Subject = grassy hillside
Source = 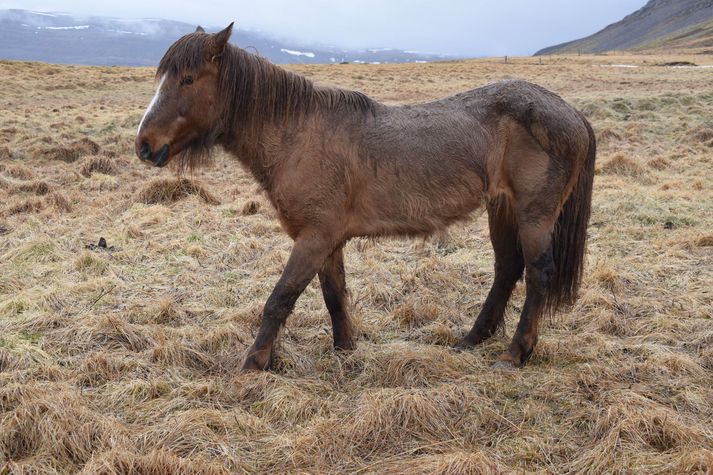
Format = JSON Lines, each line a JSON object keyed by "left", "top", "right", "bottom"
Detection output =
{"left": 537, "top": 0, "right": 713, "bottom": 55}
{"left": 643, "top": 18, "right": 713, "bottom": 53}
{"left": 1, "top": 55, "right": 712, "bottom": 473}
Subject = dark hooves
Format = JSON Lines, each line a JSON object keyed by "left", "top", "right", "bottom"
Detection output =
{"left": 241, "top": 348, "right": 272, "bottom": 372}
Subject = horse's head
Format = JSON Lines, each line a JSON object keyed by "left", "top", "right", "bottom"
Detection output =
{"left": 135, "top": 23, "right": 233, "bottom": 168}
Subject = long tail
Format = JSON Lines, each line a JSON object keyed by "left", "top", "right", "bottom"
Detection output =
{"left": 545, "top": 113, "right": 596, "bottom": 313}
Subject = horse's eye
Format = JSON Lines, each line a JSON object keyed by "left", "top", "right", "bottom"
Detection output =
{"left": 181, "top": 76, "right": 194, "bottom": 86}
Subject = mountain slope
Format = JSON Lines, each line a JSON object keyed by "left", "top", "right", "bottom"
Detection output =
{"left": 0, "top": 9, "right": 451, "bottom": 66}
{"left": 536, "top": 0, "right": 713, "bottom": 55}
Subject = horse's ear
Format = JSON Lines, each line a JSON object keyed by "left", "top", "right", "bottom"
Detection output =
{"left": 195, "top": 25, "right": 205, "bottom": 33}
{"left": 210, "top": 22, "right": 234, "bottom": 58}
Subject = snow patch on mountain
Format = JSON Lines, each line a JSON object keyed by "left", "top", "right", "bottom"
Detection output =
{"left": 38, "top": 25, "right": 89, "bottom": 30}
{"left": 280, "top": 48, "right": 315, "bottom": 58}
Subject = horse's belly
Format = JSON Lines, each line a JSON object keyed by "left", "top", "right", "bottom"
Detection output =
{"left": 348, "top": 170, "right": 486, "bottom": 238}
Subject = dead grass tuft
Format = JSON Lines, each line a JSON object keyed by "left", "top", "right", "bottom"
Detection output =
{"left": 686, "top": 126, "right": 713, "bottom": 146}
{"left": 378, "top": 451, "right": 504, "bottom": 475}
{"left": 49, "top": 314, "right": 153, "bottom": 353}
{"left": 344, "top": 344, "right": 467, "bottom": 388}
{"left": 80, "top": 155, "right": 117, "bottom": 177}
{"left": 74, "top": 252, "right": 108, "bottom": 274}
{"left": 597, "top": 127, "right": 622, "bottom": 143}
{"left": 647, "top": 155, "right": 670, "bottom": 170}
{"left": 233, "top": 372, "right": 331, "bottom": 425}
{"left": 43, "top": 137, "right": 101, "bottom": 163}
{"left": 137, "top": 177, "right": 220, "bottom": 205}
{"left": 152, "top": 297, "right": 182, "bottom": 325}
{"left": 79, "top": 448, "right": 227, "bottom": 475}
{"left": 45, "top": 192, "right": 72, "bottom": 212}
{"left": 599, "top": 152, "right": 646, "bottom": 177}
{"left": 136, "top": 408, "right": 261, "bottom": 460}
{"left": 241, "top": 199, "right": 261, "bottom": 215}
{"left": 150, "top": 338, "right": 214, "bottom": 372}
{"left": 0, "top": 392, "right": 128, "bottom": 470}
{"left": 4, "top": 197, "right": 44, "bottom": 215}
{"left": 393, "top": 300, "right": 440, "bottom": 327}
{"left": 16, "top": 180, "right": 51, "bottom": 195}
{"left": 695, "top": 234, "right": 713, "bottom": 247}
{"left": 76, "top": 351, "right": 139, "bottom": 387}
{"left": 303, "top": 385, "right": 486, "bottom": 461}
{"left": 0, "top": 163, "right": 33, "bottom": 180}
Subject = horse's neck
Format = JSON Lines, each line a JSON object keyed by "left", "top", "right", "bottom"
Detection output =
{"left": 221, "top": 115, "right": 305, "bottom": 192}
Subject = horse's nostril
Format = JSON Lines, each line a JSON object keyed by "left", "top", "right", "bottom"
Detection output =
{"left": 139, "top": 142, "right": 152, "bottom": 160}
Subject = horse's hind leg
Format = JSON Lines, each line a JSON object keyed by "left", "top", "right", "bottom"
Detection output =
{"left": 495, "top": 220, "right": 555, "bottom": 368}
{"left": 318, "top": 246, "right": 356, "bottom": 350}
{"left": 457, "top": 198, "right": 523, "bottom": 348}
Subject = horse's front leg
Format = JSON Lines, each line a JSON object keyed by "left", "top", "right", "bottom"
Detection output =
{"left": 242, "top": 233, "right": 335, "bottom": 371}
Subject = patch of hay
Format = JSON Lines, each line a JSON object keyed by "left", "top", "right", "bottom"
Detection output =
{"left": 686, "top": 126, "right": 713, "bottom": 146}
{"left": 79, "top": 448, "right": 228, "bottom": 475}
{"left": 695, "top": 234, "right": 713, "bottom": 247}
{"left": 241, "top": 200, "right": 261, "bottom": 215}
{"left": 151, "top": 297, "right": 182, "bottom": 325}
{"left": 74, "top": 252, "right": 108, "bottom": 274}
{"left": 377, "top": 451, "right": 504, "bottom": 475}
{"left": 0, "top": 163, "right": 33, "bottom": 180}
{"left": 46, "top": 192, "right": 72, "bottom": 213}
{"left": 75, "top": 351, "right": 140, "bottom": 387}
{"left": 137, "top": 177, "right": 220, "bottom": 205}
{"left": 81, "top": 173, "right": 119, "bottom": 192}
{"left": 413, "top": 322, "right": 460, "bottom": 346}
{"left": 599, "top": 152, "right": 646, "bottom": 177}
{"left": 136, "top": 408, "right": 262, "bottom": 461}
{"left": 48, "top": 314, "right": 152, "bottom": 353}
{"left": 344, "top": 344, "right": 467, "bottom": 388}
{"left": 150, "top": 339, "right": 215, "bottom": 372}
{"left": 597, "top": 127, "right": 622, "bottom": 144}
{"left": 393, "top": 300, "right": 440, "bottom": 328}
{"left": 16, "top": 180, "right": 51, "bottom": 195}
{"left": 647, "top": 156, "right": 670, "bottom": 170}
{"left": 0, "top": 392, "right": 128, "bottom": 470}
{"left": 567, "top": 394, "right": 703, "bottom": 472}
{"left": 4, "top": 197, "right": 44, "bottom": 215}
{"left": 233, "top": 372, "right": 332, "bottom": 425}
{"left": 43, "top": 137, "right": 101, "bottom": 163}
{"left": 301, "top": 385, "right": 488, "bottom": 462}
{"left": 80, "top": 155, "right": 117, "bottom": 177}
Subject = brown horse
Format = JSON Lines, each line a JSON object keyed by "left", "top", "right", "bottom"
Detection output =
{"left": 135, "top": 24, "right": 596, "bottom": 371}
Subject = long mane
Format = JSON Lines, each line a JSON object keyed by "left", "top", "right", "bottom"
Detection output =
{"left": 156, "top": 32, "right": 376, "bottom": 170}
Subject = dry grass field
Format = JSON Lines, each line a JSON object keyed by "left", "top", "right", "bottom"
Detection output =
{"left": 1, "top": 53, "right": 712, "bottom": 474}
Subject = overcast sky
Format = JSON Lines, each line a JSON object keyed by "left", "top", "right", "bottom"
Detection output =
{"left": 0, "top": 1, "right": 648, "bottom": 56}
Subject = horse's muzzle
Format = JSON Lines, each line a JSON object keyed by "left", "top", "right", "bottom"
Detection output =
{"left": 137, "top": 142, "right": 170, "bottom": 167}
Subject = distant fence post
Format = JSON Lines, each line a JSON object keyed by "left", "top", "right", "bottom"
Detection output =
{"left": 504, "top": 55, "right": 508, "bottom": 64}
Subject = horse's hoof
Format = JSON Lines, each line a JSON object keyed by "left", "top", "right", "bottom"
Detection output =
{"left": 241, "top": 347, "right": 271, "bottom": 372}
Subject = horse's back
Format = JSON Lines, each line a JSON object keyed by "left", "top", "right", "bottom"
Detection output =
{"left": 464, "top": 79, "right": 590, "bottom": 161}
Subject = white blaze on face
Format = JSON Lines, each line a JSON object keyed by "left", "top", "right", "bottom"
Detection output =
{"left": 137, "top": 75, "right": 166, "bottom": 134}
